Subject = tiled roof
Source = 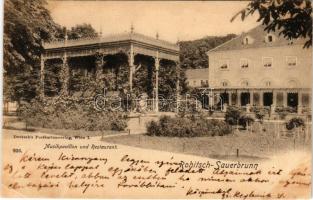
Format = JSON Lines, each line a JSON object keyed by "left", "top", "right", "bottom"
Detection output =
{"left": 208, "top": 24, "right": 307, "bottom": 53}
{"left": 185, "top": 68, "right": 209, "bottom": 79}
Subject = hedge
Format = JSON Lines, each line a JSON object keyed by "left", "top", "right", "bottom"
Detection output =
{"left": 146, "top": 115, "right": 232, "bottom": 137}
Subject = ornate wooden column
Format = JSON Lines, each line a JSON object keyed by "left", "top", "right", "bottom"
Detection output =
{"left": 95, "top": 53, "right": 104, "bottom": 83}
{"left": 40, "top": 55, "right": 45, "bottom": 98}
{"left": 175, "top": 61, "right": 180, "bottom": 103}
{"left": 60, "top": 53, "right": 70, "bottom": 96}
{"left": 154, "top": 51, "right": 160, "bottom": 112}
{"left": 59, "top": 34, "right": 70, "bottom": 96}
{"left": 128, "top": 44, "right": 134, "bottom": 92}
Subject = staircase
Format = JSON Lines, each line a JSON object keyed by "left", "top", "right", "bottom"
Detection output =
{"left": 127, "top": 112, "right": 162, "bottom": 134}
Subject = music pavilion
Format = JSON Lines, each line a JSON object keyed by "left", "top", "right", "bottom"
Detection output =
{"left": 40, "top": 27, "right": 180, "bottom": 111}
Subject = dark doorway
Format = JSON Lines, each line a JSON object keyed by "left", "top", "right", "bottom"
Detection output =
{"left": 287, "top": 93, "right": 298, "bottom": 107}
{"left": 263, "top": 92, "right": 273, "bottom": 106}
{"left": 220, "top": 92, "right": 229, "bottom": 105}
{"left": 241, "top": 92, "right": 250, "bottom": 106}
{"left": 201, "top": 94, "right": 209, "bottom": 109}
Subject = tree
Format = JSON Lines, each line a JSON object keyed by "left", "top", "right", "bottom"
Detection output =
{"left": 232, "top": 0, "right": 312, "bottom": 48}
{"left": 67, "top": 23, "right": 98, "bottom": 40}
{"left": 179, "top": 34, "right": 237, "bottom": 69}
{"left": 4, "top": 0, "right": 100, "bottom": 101}
{"left": 4, "top": 0, "right": 62, "bottom": 102}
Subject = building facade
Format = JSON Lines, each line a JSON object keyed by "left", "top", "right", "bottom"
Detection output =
{"left": 186, "top": 68, "right": 209, "bottom": 88}
{"left": 207, "top": 25, "right": 312, "bottom": 114}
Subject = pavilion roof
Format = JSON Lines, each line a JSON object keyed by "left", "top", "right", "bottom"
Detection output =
{"left": 43, "top": 32, "right": 179, "bottom": 52}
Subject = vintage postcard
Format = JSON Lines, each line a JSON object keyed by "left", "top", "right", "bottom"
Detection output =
{"left": 2, "top": 0, "right": 312, "bottom": 199}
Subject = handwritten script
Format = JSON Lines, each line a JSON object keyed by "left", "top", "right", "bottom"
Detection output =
{"left": 2, "top": 135, "right": 311, "bottom": 198}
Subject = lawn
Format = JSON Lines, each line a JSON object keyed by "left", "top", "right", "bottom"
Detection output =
{"left": 103, "top": 125, "right": 311, "bottom": 160}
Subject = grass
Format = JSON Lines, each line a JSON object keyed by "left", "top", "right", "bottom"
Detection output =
{"left": 4, "top": 115, "right": 311, "bottom": 160}
{"left": 103, "top": 122, "right": 311, "bottom": 160}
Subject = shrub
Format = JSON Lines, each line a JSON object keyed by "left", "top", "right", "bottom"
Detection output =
{"left": 275, "top": 107, "right": 297, "bottom": 119}
{"left": 225, "top": 106, "right": 241, "bottom": 125}
{"left": 251, "top": 107, "right": 268, "bottom": 122}
{"left": 239, "top": 115, "right": 255, "bottom": 130}
{"left": 146, "top": 115, "right": 231, "bottom": 137}
{"left": 286, "top": 117, "right": 305, "bottom": 130}
{"left": 17, "top": 97, "right": 128, "bottom": 131}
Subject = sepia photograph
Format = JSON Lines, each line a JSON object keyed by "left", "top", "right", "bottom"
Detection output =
{"left": 2, "top": 0, "right": 312, "bottom": 198}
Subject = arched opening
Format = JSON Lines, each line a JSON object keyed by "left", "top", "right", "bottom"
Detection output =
{"left": 241, "top": 92, "right": 250, "bottom": 106}
{"left": 240, "top": 80, "right": 249, "bottom": 87}
{"left": 287, "top": 80, "right": 298, "bottom": 88}
{"left": 263, "top": 92, "right": 273, "bottom": 106}
{"left": 221, "top": 81, "right": 229, "bottom": 87}
{"left": 201, "top": 94, "right": 209, "bottom": 110}
{"left": 220, "top": 92, "right": 229, "bottom": 105}
{"left": 287, "top": 93, "right": 298, "bottom": 108}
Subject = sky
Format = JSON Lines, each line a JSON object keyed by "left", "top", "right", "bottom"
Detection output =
{"left": 47, "top": 1, "right": 260, "bottom": 42}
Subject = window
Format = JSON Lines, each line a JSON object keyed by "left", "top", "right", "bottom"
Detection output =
{"left": 240, "top": 58, "right": 249, "bottom": 69}
{"left": 219, "top": 59, "right": 229, "bottom": 70}
{"left": 268, "top": 35, "right": 273, "bottom": 42}
{"left": 265, "top": 81, "right": 271, "bottom": 87}
{"left": 222, "top": 81, "right": 228, "bottom": 87}
{"left": 242, "top": 36, "right": 254, "bottom": 45}
{"left": 201, "top": 80, "right": 208, "bottom": 87}
{"left": 220, "top": 64, "right": 228, "bottom": 69}
{"left": 287, "top": 79, "right": 298, "bottom": 88}
{"left": 241, "top": 80, "right": 249, "bottom": 87}
{"left": 265, "top": 34, "right": 275, "bottom": 43}
{"left": 193, "top": 80, "right": 196, "bottom": 85}
{"left": 286, "top": 56, "right": 297, "bottom": 67}
{"left": 263, "top": 57, "right": 273, "bottom": 68}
